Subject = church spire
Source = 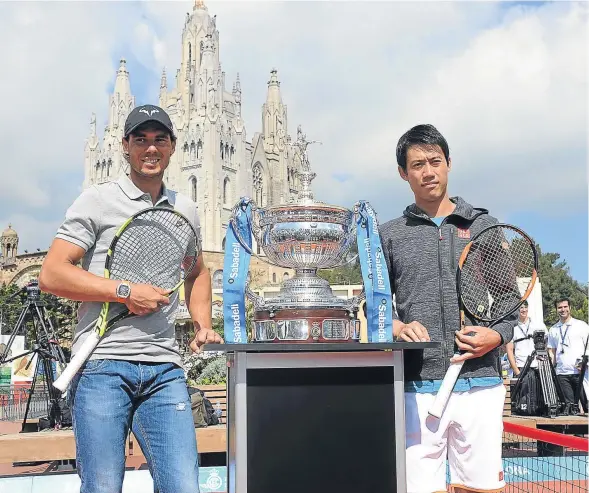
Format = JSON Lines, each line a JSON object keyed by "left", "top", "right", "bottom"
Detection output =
{"left": 159, "top": 68, "right": 168, "bottom": 108}
{"left": 113, "top": 59, "right": 131, "bottom": 102}
{"left": 90, "top": 113, "right": 97, "bottom": 138}
{"left": 161, "top": 67, "right": 167, "bottom": 89}
{"left": 266, "top": 68, "right": 282, "bottom": 105}
{"left": 108, "top": 58, "right": 135, "bottom": 132}
{"left": 263, "top": 68, "right": 287, "bottom": 151}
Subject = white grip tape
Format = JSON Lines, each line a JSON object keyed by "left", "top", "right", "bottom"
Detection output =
{"left": 428, "top": 358, "right": 464, "bottom": 419}
{"left": 53, "top": 332, "right": 101, "bottom": 392}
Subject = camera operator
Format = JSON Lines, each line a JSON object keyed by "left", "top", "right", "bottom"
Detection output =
{"left": 547, "top": 298, "right": 589, "bottom": 408}
{"left": 506, "top": 301, "right": 546, "bottom": 376}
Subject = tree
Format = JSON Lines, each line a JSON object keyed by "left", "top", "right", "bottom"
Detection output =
{"left": 0, "top": 283, "right": 77, "bottom": 349}
{"left": 537, "top": 245, "right": 588, "bottom": 326}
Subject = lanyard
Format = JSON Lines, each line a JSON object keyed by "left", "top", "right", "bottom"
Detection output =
{"left": 559, "top": 323, "right": 570, "bottom": 353}
{"left": 519, "top": 319, "right": 531, "bottom": 338}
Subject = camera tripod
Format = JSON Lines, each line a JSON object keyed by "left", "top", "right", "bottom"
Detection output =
{"left": 573, "top": 336, "right": 588, "bottom": 413}
{"left": 0, "top": 282, "right": 67, "bottom": 431}
{"left": 512, "top": 331, "right": 568, "bottom": 417}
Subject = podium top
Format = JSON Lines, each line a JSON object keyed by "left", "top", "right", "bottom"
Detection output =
{"left": 202, "top": 342, "right": 439, "bottom": 353}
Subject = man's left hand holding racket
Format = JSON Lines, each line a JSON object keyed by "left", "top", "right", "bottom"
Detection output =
{"left": 41, "top": 206, "right": 222, "bottom": 393}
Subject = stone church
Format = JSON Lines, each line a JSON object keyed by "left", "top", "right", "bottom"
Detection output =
{"left": 83, "top": 0, "right": 304, "bottom": 256}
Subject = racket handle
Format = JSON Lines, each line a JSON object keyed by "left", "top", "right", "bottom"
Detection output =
{"left": 428, "top": 357, "right": 465, "bottom": 419}
{"left": 53, "top": 332, "right": 101, "bottom": 392}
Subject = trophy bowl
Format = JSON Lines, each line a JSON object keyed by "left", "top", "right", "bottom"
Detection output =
{"left": 253, "top": 203, "right": 356, "bottom": 270}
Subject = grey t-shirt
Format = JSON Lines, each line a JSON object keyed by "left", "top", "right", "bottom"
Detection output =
{"left": 55, "top": 174, "right": 202, "bottom": 368}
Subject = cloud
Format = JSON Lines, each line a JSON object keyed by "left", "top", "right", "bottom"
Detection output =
{"left": 134, "top": 1, "right": 586, "bottom": 221}
{"left": 0, "top": 2, "right": 137, "bottom": 210}
{"left": 0, "top": 213, "right": 61, "bottom": 254}
{"left": 0, "top": 1, "right": 586, "bottom": 274}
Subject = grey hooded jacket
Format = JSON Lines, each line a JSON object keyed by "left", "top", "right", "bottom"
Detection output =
{"left": 379, "top": 196, "right": 516, "bottom": 382}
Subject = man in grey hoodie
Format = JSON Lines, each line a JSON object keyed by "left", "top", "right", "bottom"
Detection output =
{"left": 380, "top": 124, "right": 515, "bottom": 493}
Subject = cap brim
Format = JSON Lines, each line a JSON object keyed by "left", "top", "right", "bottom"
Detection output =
{"left": 124, "top": 120, "right": 175, "bottom": 138}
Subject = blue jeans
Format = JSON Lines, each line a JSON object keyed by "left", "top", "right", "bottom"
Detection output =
{"left": 69, "top": 359, "right": 199, "bottom": 493}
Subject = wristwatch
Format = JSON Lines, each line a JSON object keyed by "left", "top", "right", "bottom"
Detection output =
{"left": 116, "top": 281, "right": 131, "bottom": 301}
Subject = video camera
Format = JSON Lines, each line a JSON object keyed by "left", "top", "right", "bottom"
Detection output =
{"left": 24, "top": 279, "right": 41, "bottom": 301}
{"left": 533, "top": 330, "right": 547, "bottom": 351}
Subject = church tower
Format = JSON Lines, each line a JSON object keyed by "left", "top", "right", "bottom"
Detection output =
{"left": 158, "top": 0, "right": 249, "bottom": 252}
{"left": 83, "top": 59, "right": 135, "bottom": 188}
{"left": 82, "top": 0, "right": 305, "bottom": 254}
{"left": 250, "top": 69, "right": 301, "bottom": 209}
{"left": 0, "top": 225, "right": 18, "bottom": 265}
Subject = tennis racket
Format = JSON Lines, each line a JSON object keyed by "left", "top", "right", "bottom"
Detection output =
{"left": 53, "top": 206, "right": 200, "bottom": 392}
{"left": 428, "top": 223, "right": 538, "bottom": 419}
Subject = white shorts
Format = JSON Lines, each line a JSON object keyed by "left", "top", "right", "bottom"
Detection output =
{"left": 405, "top": 383, "right": 506, "bottom": 493}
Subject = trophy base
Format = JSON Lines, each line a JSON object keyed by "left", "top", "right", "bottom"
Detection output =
{"left": 252, "top": 309, "right": 361, "bottom": 343}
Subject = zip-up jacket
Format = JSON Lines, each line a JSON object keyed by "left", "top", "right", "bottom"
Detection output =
{"left": 379, "top": 196, "right": 516, "bottom": 382}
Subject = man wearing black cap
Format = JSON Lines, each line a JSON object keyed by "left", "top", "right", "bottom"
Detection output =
{"left": 39, "top": 104, "right": 221, "bottom": 493}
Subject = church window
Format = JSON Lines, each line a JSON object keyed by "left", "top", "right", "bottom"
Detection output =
{"left": 190, "top": 176, "right": 197, "bottom": 202}
{"left": 212, "top": 269, "right": 223, "bottom": 289}
{"left": 197, "top": 139, "right": 203, "bottom": 159}
{"left": 188, "top": 43, "right": 192, "bottom": 67}
{"left": 220, "top": 142, "right": 224, "bottom": 160}
{"left": 253, "top": 164, "right": 263, "bottom": 206}
{"left": 283, "top": 272, "right": 290, "bottom": 281}
{"left": 272, "top": 273, "right": 277, "bottom": 284}
{"left": 223, "top": 177, "right": 230, "bottom": 206}
{"left": 190, "top": 141, "right": 196, "bottom": 164}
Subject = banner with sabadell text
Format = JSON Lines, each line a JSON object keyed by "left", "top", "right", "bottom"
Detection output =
{"left": 222, "top": 198, "right": 252, "bottom": 344}
{"left": 355, "top": 201, "right": 394, "bottom": 343}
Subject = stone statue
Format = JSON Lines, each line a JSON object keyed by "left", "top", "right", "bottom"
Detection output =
{"left": 290, "top": 124, "right": 321, "bottom": 171}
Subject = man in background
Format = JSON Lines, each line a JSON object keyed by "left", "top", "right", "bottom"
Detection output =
{"left": 506, "top": 301, "right": 547, "bottom": 376}
{"left": 547, "top": 298, "right": 589, "bottom": 410}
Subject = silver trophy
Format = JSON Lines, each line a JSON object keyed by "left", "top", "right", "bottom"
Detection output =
{"left": 228, "top": 126, "right": 364, "bottom": 343}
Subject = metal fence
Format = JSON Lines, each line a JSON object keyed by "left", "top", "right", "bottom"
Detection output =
{"left": 0, "top": 385, "right": 49, "bottom": 421}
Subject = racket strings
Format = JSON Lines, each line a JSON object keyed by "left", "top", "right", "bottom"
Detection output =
{"left": 109, "top": 209, "right": 199, "bottom": 290}
{"left": 460, "top": 227, "right": 536, "bottom": 321}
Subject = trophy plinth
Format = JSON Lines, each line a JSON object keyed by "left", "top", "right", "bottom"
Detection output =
{"left": 251, "top": 268, "right": 361, "bottom": 344}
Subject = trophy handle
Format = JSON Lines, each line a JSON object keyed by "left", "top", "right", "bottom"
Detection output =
{"left": 346, "top": 287, "right": 366, "bottom": 311}
{"left": 228, "top": 200, "right": 274, "bottom": 266}
{"left": 246, "top": 283, "right": 266, "bottom": 311}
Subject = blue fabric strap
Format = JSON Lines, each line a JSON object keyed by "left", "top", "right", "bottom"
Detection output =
{"left": 355, "top": 201, "right": 394, "bottom": 342}
{"left": 222, "top": 198, "right": 252, "bottom": 343}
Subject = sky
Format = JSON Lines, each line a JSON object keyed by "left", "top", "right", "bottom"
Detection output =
{"left": 0, "top": 0, "right": 587, "bottom": 283}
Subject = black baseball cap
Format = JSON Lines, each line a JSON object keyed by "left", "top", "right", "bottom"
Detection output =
{"left": 124, "top": 104, "right": 176, "bottom": 139}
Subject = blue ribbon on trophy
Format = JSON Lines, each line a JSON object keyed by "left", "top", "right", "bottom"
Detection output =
{"left": 355, "top": 201, "right": 394, "bottom": 343}
{"left": 222, "top": 197, "right": 253, "bottom": 343}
